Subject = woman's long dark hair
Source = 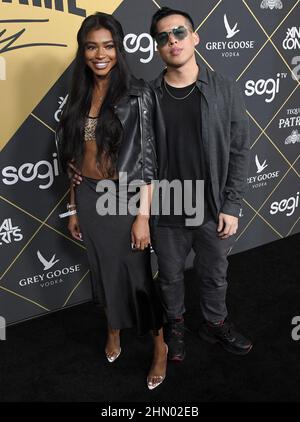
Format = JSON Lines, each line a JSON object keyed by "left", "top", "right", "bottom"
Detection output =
{"left": 58, "top": 12, "right": 131, "bottom": 176}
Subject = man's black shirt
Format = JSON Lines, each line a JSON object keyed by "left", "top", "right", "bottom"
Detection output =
{"left": 158, "top": 81, "right": 212, "bottom": 227}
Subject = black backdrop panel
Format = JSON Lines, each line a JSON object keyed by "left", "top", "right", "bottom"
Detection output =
{"left": 0, "top": 0, "right": 299, "bottom": 325}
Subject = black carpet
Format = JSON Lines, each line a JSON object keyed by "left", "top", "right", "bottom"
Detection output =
{"left": 1, "top": 234, "right": 299, "bottom": 402}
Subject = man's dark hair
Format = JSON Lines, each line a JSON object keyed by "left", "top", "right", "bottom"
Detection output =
{"left": 150, "top": 7, "right": 195, "bottom": 38}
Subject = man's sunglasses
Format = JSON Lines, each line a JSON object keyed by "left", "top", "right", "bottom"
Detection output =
{"left": 155, "top": 26, "right": 189, "bottom": 47}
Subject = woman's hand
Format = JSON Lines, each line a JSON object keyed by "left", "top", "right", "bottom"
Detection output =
{"left": 131, "top": 215, "right": 150, "bottom": 250}
{"left": 68, "top": 214, "right": 82, "bottom": 241}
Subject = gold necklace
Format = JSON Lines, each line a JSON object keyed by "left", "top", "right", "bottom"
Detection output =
{"left": 163, "top": 78, "right": 196, "bottom": 100}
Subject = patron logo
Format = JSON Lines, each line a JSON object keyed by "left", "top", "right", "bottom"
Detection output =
{"left": 260, "top": 0, "right": 283, "bottom": 9}
{"left": 123, "top": 33, "right": 157, "bottom": 63}
{"left": 279, "top": 108, "right": 300, "bottom": 128}
{"left": 19, "top": 250, "right": 81, "bottom": 288}
{"left": 283, "top": 27, "right": 300, "bottom": 50}
{"left": 245, "top": 73, "right": 287, "bottom": 103}
{"left": 0, "top": 218, "right": 23, "bottom": 245}
{"left": 285, "top": 129, "right": 300, "bottom": 144}
{"left": 54, "top": 94, "right": 68, "bottom": 122}
{"left": 247, "top": 155, "right": 280, "bottom": 189}
{"left": 205, "top": 14, "right": 255, "bottom": 58}
{"left": 0, "top": 316, "right": 6, "bottom": 341}
{"left": 270, "top": 192, "right": 299, "bottom": 217}
{"left": 1, "top": 153, "right": 60, "bottom": 190}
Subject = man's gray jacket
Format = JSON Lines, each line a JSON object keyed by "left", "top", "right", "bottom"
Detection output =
{"left": 151, "top": 65, "right": 250, "bottom": 219}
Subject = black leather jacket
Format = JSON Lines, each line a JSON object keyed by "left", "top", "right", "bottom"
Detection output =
{"left": 55, "top": 76, "right": 167, "bottom": 185}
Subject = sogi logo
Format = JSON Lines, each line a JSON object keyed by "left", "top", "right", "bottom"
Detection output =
{"left": 123, "top": 33, "right": 157, "bottom": 63}
{"left": 270, "top": 192, "right": 299, "bottom": 217}
{"left": 1, "top": 153, "right": 60, "bottom": 190}
{"left": 244, "top": 73, "right": 287, "bottom": 103}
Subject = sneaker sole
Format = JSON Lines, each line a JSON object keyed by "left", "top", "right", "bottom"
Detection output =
{"left": 199, "top": 331, "right": 253, "bottom": 356}
{"left": 167, "top": 350, "right": 186, "bottom": 362}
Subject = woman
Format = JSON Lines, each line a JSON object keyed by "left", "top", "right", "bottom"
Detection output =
{"left": 56, "top": 12, "right": 167, "bottom": 390}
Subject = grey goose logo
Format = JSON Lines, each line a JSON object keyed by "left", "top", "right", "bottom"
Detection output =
{"left": 224, "top": 14, "right": 240, "bottom": 39}
{"left": 37, "top": 250, "right": 59, "bottom": 270}
{"left": 205, "top": 14, "right": 255, "bottom": 56}
{"left": 255, "top": 155, "right": 268, "bottom": 173}
{"left": 247, "top": 154, "right": 280, "bottom": 189}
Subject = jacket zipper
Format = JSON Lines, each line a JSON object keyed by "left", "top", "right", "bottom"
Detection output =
{"left": 138, "top": 96, "right": 144, "bottom": 180}
{"left": 148, "top": 138, "right": 157, "bottom": 162}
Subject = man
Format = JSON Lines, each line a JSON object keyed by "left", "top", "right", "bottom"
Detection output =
{"left": 148, "top": 7, "right": 252, "bottom": 361}
{"left": 70, "top": 6, "right": 253, "bottom": 362}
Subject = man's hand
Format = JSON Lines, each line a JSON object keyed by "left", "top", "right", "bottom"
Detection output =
{"left": 131, "top": 215, "right": 150, "bottom": 250}
{"left": 68, "top": 161, "right": 83, "bottom": 187}
{"left": 217, "top": 213, "right": 238, "bottom": 239}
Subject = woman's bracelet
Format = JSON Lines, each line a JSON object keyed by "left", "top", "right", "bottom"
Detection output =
{"left": 59, "top": 209, "right": 77, "bottom": 219}
{"left": 59, "top": 202, "right": 77, "bottom": 219}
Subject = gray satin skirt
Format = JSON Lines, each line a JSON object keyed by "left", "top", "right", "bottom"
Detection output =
{"left": 75, "top": 176, "right": 163, "bottom": 335}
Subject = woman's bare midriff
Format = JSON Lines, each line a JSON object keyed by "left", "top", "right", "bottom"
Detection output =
{"left": 80, "top": 140, "right": 117, "bottom": 180}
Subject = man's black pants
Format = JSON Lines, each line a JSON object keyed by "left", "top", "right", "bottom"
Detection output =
{"left": 152, "top": 219, "right": 236, "bottom": 323}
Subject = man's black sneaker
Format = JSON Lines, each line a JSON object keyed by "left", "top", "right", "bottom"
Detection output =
{"left": 164, "top": 318, "right": 186, "bottom": 362}
{"left": 198, "top": 319, "right": 253, "bottom": 356}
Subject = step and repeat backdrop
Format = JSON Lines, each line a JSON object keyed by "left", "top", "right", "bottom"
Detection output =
{"left": 0, "top": 0, "right": 299, "bottom": 325}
